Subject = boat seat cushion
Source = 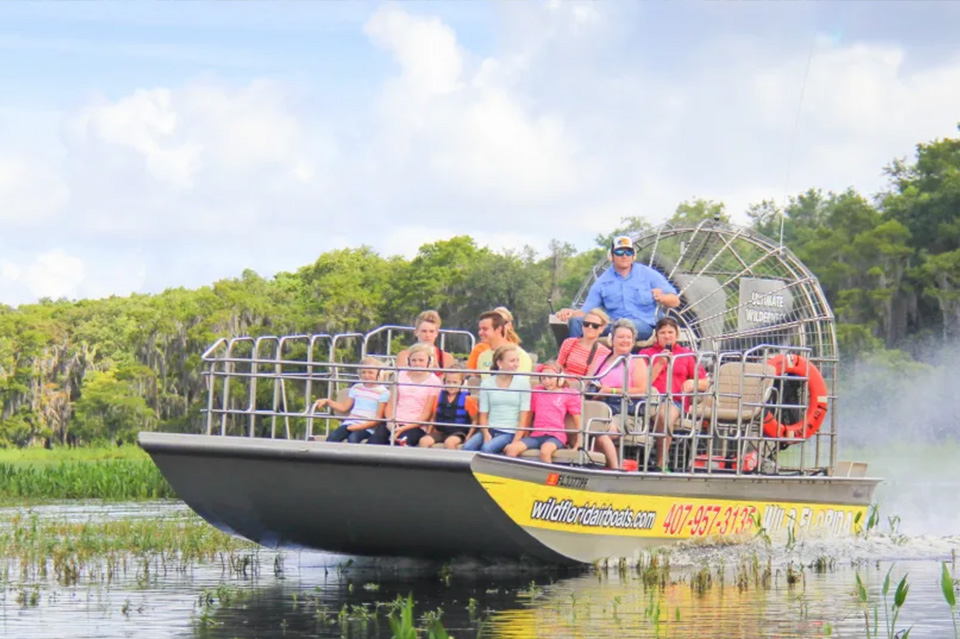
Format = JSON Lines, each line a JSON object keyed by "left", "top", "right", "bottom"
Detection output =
{"left": 333, "top": 388, "right": 352, "bottom": 417}
{"left": 520, "top": 448, "right": 605, "bottom": 465}
{"left": 692, "top": 362, "right": 774, "bottom": 423}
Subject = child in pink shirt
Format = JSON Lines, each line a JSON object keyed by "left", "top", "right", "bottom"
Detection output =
{"left": 504, "top": 361, "right": 581, "bottom": 463}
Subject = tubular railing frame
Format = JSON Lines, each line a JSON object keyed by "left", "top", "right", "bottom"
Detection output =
{"left": 201, "top": 333, "right": 833, "bottom": 476}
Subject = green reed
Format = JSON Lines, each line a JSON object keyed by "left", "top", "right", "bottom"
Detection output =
{"left": 853, "top": 566, "right": 913, "bottom": 639}
{"left": 0, "top": 458, "right": 174, "bottom": 501}
{"left": 942, "top": 562, "right": 959, "bottom": 639}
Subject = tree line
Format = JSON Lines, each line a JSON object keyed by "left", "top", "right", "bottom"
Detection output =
{"left": 1, "top": 128, "right": 957, "bottom": 447}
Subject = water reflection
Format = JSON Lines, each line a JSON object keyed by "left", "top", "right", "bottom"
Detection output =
{"left": 191, "top": 559, "right": 959, "bottom": 639}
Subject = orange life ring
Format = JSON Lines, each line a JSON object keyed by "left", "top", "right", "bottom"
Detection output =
{"left": 762, "top": 354, "right": 828, "bottom": 440}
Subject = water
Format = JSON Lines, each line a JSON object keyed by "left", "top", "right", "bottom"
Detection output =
{"left": 2, "top": 500, "right": 959, "bottom": 639}
{"left": 3, "top": 440, "right": 959, "bottom": 639}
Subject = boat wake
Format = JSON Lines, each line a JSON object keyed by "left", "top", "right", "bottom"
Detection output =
{"left": 648, "top": 532, "right": 960, "bottom": 568}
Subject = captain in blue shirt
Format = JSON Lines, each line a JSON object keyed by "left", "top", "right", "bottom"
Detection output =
{"left": 557, "top": 235, "right": 680, "bottom": 339}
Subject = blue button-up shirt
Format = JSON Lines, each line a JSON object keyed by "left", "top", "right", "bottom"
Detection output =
{"left": 580, "top": 263, "right": 677, "bottom": 324}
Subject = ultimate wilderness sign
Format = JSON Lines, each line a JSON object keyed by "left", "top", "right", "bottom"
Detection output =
{"left": 738, "top": 278, "right": 794, "bottom": 330}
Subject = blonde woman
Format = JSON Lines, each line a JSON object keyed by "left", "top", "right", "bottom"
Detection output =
{"left": 397, "top": 310, "right": 455, "bottom": 376}
{"left": 556, "top": 308, "right": 612, "bottom": 377}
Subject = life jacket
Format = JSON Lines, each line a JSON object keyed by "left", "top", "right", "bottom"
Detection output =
{"left": 436, "top": 388, "right": 470, "bottom": 425}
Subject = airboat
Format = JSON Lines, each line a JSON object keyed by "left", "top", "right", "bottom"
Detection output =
{"left": 139, "top": 221, "right": 880, "bottom": 564}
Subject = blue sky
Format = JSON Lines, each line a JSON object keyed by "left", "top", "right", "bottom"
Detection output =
{"left": 1, "top": 1, "right": 959, "bottom": 306}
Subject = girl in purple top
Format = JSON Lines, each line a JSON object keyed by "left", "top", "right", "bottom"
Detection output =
{"left": 504, "top": 361, "right": 581, "bottom": 464}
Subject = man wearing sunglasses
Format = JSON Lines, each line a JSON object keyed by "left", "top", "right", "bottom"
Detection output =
{"left": 557, "top": 235, "right": 679, "bottom": 340}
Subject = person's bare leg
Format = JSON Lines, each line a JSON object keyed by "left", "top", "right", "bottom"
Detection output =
{"left": 539, "top": 442, "right": 558, "bottom": 464}
{"left": 504, "top": 442, "right": 527, "bottom": 458}
{"left": 654, "top": 402, "right": 680, "bottom": 468}
{"left": 595, "top": 435, "right": 619, "bottom": 469}
{"left": 419, "top": 435, "right": 435, "bottom": 448}
{"left": 654, "top": 405, "right": 670, "bottom": 467}
{"left": 444, "top": 435, "right": 463, "bottom": 449}
{"left": 657, "top": 404, "right": 680, "bottom": 468}
{"left": 666, "top": 406, "right": 682, "bottom": 469}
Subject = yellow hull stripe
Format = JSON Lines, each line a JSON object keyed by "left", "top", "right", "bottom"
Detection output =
{"left": 474, "top": 472, "right": 866, "bottom": 540}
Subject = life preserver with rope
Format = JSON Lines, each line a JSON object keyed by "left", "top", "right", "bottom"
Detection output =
{"left": 762, "top": 353, "right": 828, "bottom": 440}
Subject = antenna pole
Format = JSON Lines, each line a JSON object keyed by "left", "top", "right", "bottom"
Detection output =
{"left": 781, "top": 39, "right": 817, "bottom": 248}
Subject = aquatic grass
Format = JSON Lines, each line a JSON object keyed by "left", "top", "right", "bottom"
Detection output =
{"left": 690, "top": 563, "right": 713, "bottom": 596}
{"left": 0, "top": 458, "right": 174, "bottom": 501}
{"left": 388, "top": 594, "right": 449, "bottom": 639}
{"left": 195, "top": 584, "right": 254, "bottom": 635}
{"left": 855, "top": 567, "right": 912, "bottom": 638}
{"left": 389, "top": 594, "right": 418, "bottom": 639}
{"left": 0, "top": 511, "right": 257, "bottom": 585}
{"left": 889, "top": 573, "right": 911, "bottom": 638}
{"left": 637, "top": 550, "right": 671, "bottom": 590}
{"left": 944, "top": 562, "right": 959, "bottom": 639}
{"left": 0, "top": 444, "right": 150, "bottom": 466}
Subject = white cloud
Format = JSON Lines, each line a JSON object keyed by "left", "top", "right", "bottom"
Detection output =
{"left": 61, "top": 80, "right": 331, "bottom": 235}
{"left": 3, "top": 4, "right": 960, "bottom": 306}
{"left": 365, "top": 7, "right": 463, "bottom": 100}
{"left": 747, "top": 39, "right": 960, "bottom": 189}
{"left": 69, "top": 88, "right": 203, "bottom": 190}
{"left": 0, "top": 250, "right": 86, "bottom": 301}
{"left": 362, "top": 6, "right": 581, "bottom": 208}
{"left": 0, "top": 261, "right": 21, "bottom": 281}
{"left": 0, "top": 156, "right": 69, "bottom": 224}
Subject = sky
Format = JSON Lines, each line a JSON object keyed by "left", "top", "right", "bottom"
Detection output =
{"left": 1, "top": 1, "right": 959, "bottom": 306}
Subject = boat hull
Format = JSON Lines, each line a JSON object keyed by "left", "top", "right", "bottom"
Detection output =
{"left": 140, "top": 433, "right": 880, "bottom": 565}
{"left": 470, "top": 455, "right": 880, "bottom": 563}
{"left": 138, "top": 432, "right": 575, "bottom": 563}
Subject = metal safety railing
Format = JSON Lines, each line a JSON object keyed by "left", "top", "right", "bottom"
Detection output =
{"left": 200, "top": 331, "right": 836, "bottom": 476}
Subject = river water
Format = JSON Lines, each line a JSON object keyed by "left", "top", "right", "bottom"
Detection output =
{"left": 2, "top": 499, "right": 959, "bottom": 639}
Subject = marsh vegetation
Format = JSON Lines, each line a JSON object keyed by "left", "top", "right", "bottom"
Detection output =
{"left": 0, "top": 446, "right": 173, "bottom": 502}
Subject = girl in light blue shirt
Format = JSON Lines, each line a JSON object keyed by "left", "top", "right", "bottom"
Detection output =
{"left": 463, "top": 344, "right": 531, "bottom": 454}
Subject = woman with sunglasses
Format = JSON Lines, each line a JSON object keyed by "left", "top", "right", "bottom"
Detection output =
{"left": 556, "top": 235, "right": 679, "bottom": 341}
{"left": 555, "top": 308, "right": 612, "bottom": 378}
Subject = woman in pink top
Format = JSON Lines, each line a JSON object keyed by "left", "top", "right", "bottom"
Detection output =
{"left": 388, "top": 343, "right": 442, "bottom": 446}
{"left": 593, "top": 319, "right": 650, "bottom": 414}
{"left": 590, "top": 318, "right": 650, "bottom": 469}
{"left": 504, "top": 361, "right": 581, "bottom": 464}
